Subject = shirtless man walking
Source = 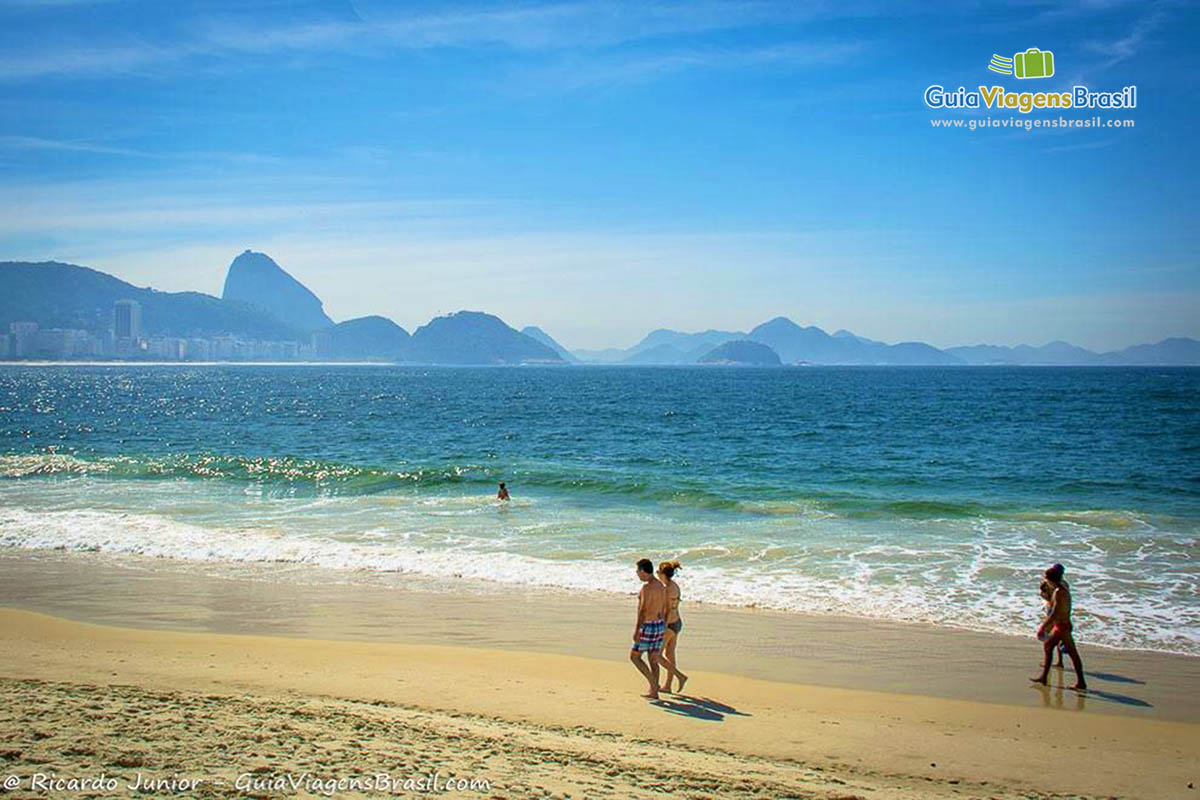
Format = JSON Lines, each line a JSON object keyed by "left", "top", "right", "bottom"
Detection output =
{"left": 1031, "top": 563, "right": 1087, "bottom": 692}
{"left": 629, "top": 558, "right": 668, "bottom": 699}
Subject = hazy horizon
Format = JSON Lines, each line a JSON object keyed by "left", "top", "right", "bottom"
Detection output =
{"left": 1, "top": 0, "right": 1196, "bottom": 351}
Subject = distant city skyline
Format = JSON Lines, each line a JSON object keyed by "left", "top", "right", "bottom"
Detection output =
{"left": 1, "top": 1, "right": 1196, "bottom": 351}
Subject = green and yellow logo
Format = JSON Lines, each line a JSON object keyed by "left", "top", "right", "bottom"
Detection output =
{"left": 924, "top": 44, "right": 1136, "bottom": 117}
{"left": 989, "top": 48, "right": 1055, "bottom": 79}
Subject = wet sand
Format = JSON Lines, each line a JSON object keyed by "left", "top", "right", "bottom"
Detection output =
{"left": 1, "top": 551, "right": 1196, "bottom": 721}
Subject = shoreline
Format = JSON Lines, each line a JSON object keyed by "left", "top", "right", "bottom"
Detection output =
{"left": 2, "top": 550, "right": 1197, "bottom": 722}
{"left": 2, "top": 492, "right": 1195, "bottom": 658}
{"left": 0, "top": 360, "right": 397, "bottom": 367}
{"left": 4, "top": 362, "right": 1200, "bottom": 368}
{"left": 1, "top": 607, "right": 1197, "bottom": 799}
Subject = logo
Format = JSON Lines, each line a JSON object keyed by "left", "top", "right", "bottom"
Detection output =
{"left": 988, "top": 54, "right": 1013, "bottom": 75}
{"left": 988, "top": 48, "right": 1054, "bottom": 79}
{"left": 924, "top": 45, "right": 1136, "bottom": 115}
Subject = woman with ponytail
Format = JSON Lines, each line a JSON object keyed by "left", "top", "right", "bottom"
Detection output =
{"left": 656, "top": 560, "right": 688, "bottom": 694}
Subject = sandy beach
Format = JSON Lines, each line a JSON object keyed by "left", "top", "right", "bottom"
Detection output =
{"left": 0, "top": 554, "right": 1197, "bottom": 798}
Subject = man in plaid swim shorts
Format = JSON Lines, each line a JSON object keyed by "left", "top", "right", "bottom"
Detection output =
{"left": 629, "top": 558, "right": 669, "bottom": 699}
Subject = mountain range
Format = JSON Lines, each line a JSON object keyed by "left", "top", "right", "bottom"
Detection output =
{"left": 0, "top": 255, "right": 562, "bottom": 365}
{"left": 0, "top": 260, "right": 301, "bottom": 341}
{"left": 943, "top": 339, "right": 1200, "bottom": 366}
{"left": 1, "top": 254, "right": 1197, "bottom": 366}
{"left": 557, "top": 320, "right": 1199, "bottom": 366}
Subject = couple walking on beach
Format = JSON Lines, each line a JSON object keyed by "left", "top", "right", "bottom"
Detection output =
{"left": 1032, "top": 562, "right": 1087, "bottom": 692}
{"left": 629, "top": 558, "right": 687, "bottom": 700}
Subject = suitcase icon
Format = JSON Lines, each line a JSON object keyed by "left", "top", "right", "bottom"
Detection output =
{"left": 1014, "top": 48, "right": 1054, "bottom": 79}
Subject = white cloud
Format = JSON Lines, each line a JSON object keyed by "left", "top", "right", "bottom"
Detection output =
{"left": 522, "top": 40, "right": 867, "bottom": 91}
{"left": 1082, "top": 3, "right": 1167, "bottom": 66}
{"left": 0, "top": 1, "right": 866, "bottom": 80}
{"left": 0, "top": 134, "right": 147, "bottom": 156}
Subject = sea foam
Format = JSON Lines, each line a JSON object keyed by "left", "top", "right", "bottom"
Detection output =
{"left": 2, "top": 501, "right": 1196, "bottom": 656}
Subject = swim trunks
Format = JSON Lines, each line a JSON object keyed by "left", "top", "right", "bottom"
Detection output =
{"left": 631, "top": 619, "right": 665, "bottom": 652}
{"left": 1051, "top": 620, "right": 1073, "bottom": 638}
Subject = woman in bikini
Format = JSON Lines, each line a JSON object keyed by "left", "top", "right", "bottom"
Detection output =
{"left": 1037, "top": 580, "right": 1066, "bottom": 668}
{"left": 657, "top": 560, "right": 689, "bottom": 694}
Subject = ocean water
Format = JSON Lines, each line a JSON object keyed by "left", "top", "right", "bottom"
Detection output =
{"left": 1, "top": 365, "right": 1197, "bottom": 655}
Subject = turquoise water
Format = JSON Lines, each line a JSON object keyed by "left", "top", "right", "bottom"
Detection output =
{"left": 1, "top": 365, "right": 1197, "bottom": 654}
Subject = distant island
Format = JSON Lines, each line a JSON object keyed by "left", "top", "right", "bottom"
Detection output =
{"left": 1, "top": 253, "right": 1197, "bottom": 366}
{"left": 697, "top": 340, "right": 782, "bottom": 366}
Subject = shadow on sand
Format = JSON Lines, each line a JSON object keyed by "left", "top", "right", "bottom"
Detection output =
{"left": 650, "top": 695, "right": 752, "bottom": 722}
{"left": 1085, "top": 688, "right": 1153, "bottom": 708}
{"left": 1087, "top": 671, "right": 1146, "bottom": 685}
{"left": 1033, "top": 683, "right": 1153, "bottom": 710}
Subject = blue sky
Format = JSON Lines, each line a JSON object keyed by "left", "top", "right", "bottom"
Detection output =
{"left": 0, "top": 0, "right": 1196, "bottom": 351}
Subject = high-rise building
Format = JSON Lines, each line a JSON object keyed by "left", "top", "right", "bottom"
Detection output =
{"left": 30, "top": 329, "right": 80, "bottom": 359}
{"left": 186, "top": 338, "right": 211, "bottom": 361}
{"left": 147, "top": 337, "right": 187, "bottom": 360}
{"left": 311, "top": 330, "right": 332, "bottom": 359}
{"left": 211, "top": 335, "right": 239, "bottom": 360}
{"left": 9, "top": 321, "right": 38, "bottom": 357}
{"left": 113, "top": 299, "right": 142, "bottom": 342}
